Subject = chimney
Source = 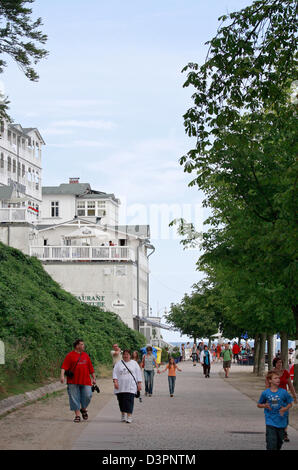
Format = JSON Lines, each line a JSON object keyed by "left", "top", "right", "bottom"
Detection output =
{"left": 69, "top": 177, "right": 80, "bottom": 184}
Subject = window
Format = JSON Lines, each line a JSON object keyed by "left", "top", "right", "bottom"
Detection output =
{"left": 22, "top": 164, "right": 25, "bottom": 178}
{"left": 0, "top": 153, "right": 4, "bottom": 169}
{"left": 12, "top": 159, "right": 16, "bottom": 173}
{"left": 0, "top": 121, "right": 4, "bottom": 134}
{"left": 77, "top": 200, "right": 86, "bottom": 216}
{"left": 51, "top": 201, "right": 59, "bottom": 217}
{"left": 7, "top": 156, "right": 11, "bottom": 172}
{"left": 87, "top": 200, "right": 96, "bottom": 216}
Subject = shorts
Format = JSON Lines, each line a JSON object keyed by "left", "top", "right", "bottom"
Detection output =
{"left": 223, "top": 360, "right": 231, "bottom": 368}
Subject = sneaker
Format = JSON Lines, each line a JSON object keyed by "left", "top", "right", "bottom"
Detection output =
{"left": 121, "top": 414, "right": 126, "bottom": 422}
{"left": 126, "top": 416, "right": 133, "bottom": 423}
{"left": 284, "top": 433, "right": 290, "bottom": 442}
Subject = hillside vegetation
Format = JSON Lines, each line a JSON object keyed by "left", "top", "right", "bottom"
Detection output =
{"left": 0, "top": 242, "right": 146, "bottom": 396}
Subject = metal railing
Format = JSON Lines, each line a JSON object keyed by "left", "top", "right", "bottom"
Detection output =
{"left": 29, "top": 245, "right": 134, "bottom": 261}
{"left": 0, "top": 208, "right": 38, "bottom": 223}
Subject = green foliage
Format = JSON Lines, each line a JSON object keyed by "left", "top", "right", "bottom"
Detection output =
{"left": 166, "top": 282, "right": 219, "bottom": 340}
{"left": 0, "top": 0, "right": 48, "bottom": 81}
{"left": 173, "top": 1, "right": 297, "bottom": 349}
{"left": 0, "top": 242, "right": 146, "bottom": 387}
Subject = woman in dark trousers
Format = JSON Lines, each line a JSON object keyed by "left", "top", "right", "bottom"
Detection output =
{"left": 113, "top": 349, "right": 142, "bottom": 423}
{"left": 200, "top": 345, "right": 212, "bottom": 377}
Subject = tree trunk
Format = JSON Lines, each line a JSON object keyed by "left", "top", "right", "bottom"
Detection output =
{"left": 253, "top": 334, "right": 260, "bottom": 375}
{"left": 267, "top": 334, "right": 274, "bottom": 371}
{"left": 257, "top": 333, "right": 266, "bottom": 376}
{"left": 280, "top": 331, "right": 288, "bottom": 369}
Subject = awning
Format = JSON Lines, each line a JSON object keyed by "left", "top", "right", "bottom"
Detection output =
{"left": 136, "top": 316, "right": 172, "bottom": 330}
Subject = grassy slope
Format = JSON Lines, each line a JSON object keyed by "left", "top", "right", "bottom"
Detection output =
{"left": 0, "top": 242, "right": 146, "bottom": 397}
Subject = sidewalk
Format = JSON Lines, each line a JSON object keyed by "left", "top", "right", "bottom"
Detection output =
{"left": 73, "top": 361, "right": 298, "bottom": 450}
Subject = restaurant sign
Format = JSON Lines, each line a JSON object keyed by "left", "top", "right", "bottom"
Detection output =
{"left": 76, "top": 294, "right": 105, "bottom": 308}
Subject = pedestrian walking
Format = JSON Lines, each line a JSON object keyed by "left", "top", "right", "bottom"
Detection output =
{"left": 158, "top": 356, "right": 182, "bottom": 396}
{"left": 232, "top": 342, "right": 240, "bottom": 364}
{"left": 200, "top": 345, "right": 212, "bottom": 377}
{"left": 181, "top": 343, "right": 186, "bottom": 361}
{"left": 265, "top": 357, "right": 297, "bottom": 442}
{"left": 216, "top": 343, "right": 222, "bottom": 362}
{"left": 221, "top": 343, "right": 233, "bottom": 377}
{"left": 258, "top": 370, "right": 293, "bottom": 450}
{"left": 131, "top": 350, "right": 141, "bottom": 366}
{"left": 140, "top": 346, "right": 159, "bottom": 396}
{"left": 113, "top": 349, "right": 142, "bottom": 423}
{"left": 61, "top": 339, "right": 97, "bottom": 423}
{"left": 191, "top": 343, "right": 198, "bottom": 366}
{"left": 111, "top": 343, "right": 122, "bottom": 367}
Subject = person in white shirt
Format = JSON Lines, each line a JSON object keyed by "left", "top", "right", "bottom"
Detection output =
{"left": 111, "top": 343, "right": 122, "bottom": 367}
{"left": 113, "top": 349, "right": 142, "bottom": 423}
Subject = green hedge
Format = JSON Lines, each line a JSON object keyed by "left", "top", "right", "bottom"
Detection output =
{"left": 0, "top": 242, "right": 146, "bottom": 387}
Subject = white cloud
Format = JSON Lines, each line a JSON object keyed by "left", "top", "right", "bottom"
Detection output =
{"left": 40, "top": 128, "right": 74, "bottom": 136}
{"left": 52, "top": 119, "right": 116, "bottom": 130}
{"left": 47, "top": 139, "right": 113, "bottom": 148}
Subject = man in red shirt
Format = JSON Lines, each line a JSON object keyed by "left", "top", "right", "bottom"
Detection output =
{"left": 61, "top": 339, "right": 97, "bottom": 422}
{"left": 232, "top": 342, "right": 240, "bottom": 363}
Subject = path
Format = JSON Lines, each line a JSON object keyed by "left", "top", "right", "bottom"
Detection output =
{"left": 73, "top": 361, "right": 298, "bottom": 450}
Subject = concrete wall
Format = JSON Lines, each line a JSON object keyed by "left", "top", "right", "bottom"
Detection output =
{"left": 43, "top": 262, "right": 140, "bottom": 329}
{"left": 0, "top": 223, "right": 34, "bottom": 255}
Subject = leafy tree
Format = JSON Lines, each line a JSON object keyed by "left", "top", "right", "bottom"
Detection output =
{"left": 0, "top": 0, "right": 48, "bottom": 118}
{"left": 166, "top": 283, "right": 220, "bottom": 341}
{"left": 176, "top": 0, "right": 297, "bottom": 382}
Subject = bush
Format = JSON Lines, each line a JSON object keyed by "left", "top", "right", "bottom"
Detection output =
{"left": 0, "top": 242, "right": 146, "bottom": 386}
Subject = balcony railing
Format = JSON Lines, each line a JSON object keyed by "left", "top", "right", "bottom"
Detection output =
{"left": 29, "top": 245, "right": 135, "bottom": 262}
{"left": 0, "top": 208, "right": 39, "bottom": 223}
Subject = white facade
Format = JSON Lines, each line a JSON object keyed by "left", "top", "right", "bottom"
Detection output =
{"left": 0, "top": 117, "right": 155, "bottom": 332}
{"left": 39, "top": 178, "right": 120, "bottom": 226}
{"left": 0, "top": 119, "right": 44, "bottom": 223}
{"left": 30, "top": 217, "right": 152, "bottom": 330}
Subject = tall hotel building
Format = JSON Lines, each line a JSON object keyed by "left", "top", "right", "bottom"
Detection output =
{"left": 0, "top": 118, "right": 162, "bottom": 337}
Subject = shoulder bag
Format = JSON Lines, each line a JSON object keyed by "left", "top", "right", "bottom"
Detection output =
{"left": 121, "top": 360, "right": 140, "bottom": 398}
{"left": 65, "top": 353, "right": 81, "bottom": 378}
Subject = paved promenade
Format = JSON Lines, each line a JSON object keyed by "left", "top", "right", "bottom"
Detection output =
{"left": 73, "top": 361, "right": 298, "bottom": 450}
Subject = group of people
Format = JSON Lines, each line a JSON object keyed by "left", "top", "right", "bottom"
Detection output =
{"left": 60, "top": 341, "right": 185, "bottom": 425}
{"left": 60, "top": 339, "right": 297, "bottom": 451}
{"left": 181, "top": 342, "right": 233, "bottom": 378}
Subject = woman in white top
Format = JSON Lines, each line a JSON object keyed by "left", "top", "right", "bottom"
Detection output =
{"left": 113, "top": 349, "right": 142, "bottom": 423}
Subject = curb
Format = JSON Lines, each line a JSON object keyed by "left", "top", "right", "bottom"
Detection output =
{"left": 0, "top": 381, "right": 66, "bottom": 417}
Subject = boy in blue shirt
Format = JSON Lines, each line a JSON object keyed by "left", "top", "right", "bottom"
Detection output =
{"left": 258, "top": 370, "right": 293, "bottom": 450}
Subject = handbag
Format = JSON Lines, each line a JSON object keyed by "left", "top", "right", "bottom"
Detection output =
{"left": 121, "top": 360, "right": 140, "bottom": 398}
{"left": 65, "top": 353, "right": 81, "bottom": 378}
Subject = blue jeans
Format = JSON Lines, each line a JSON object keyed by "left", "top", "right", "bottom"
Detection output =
{"left": 168, "top": 376, "right": 176, "bottom": 395}
{"left": 144, "top": 370, "right": 154, "bottom": 394}
{"left": 67, "top": 384, "right": 92, "bottom": 411}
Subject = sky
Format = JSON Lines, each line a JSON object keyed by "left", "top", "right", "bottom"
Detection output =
{"left": 1, "top": 0, "right": 249, "bottom": 343}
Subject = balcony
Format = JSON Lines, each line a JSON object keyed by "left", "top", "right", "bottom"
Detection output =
{"left": 29, "top": 245, "right": 135, "bottom": 262}
{"left": 0, "top": 208, "right": 39, "bottom": 224}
